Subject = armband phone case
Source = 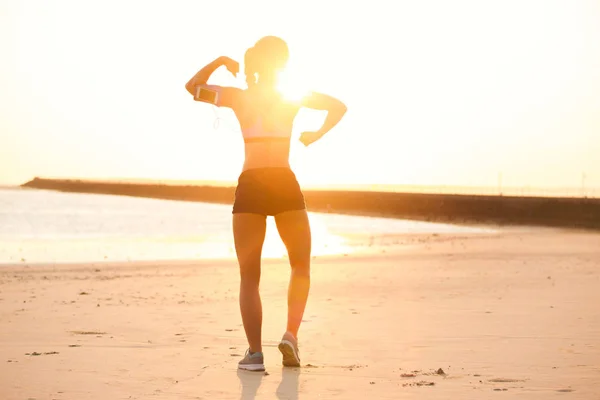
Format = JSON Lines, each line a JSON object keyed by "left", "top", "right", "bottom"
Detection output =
{"left": 195, "top": 87, "right": 219, "bottom": 105}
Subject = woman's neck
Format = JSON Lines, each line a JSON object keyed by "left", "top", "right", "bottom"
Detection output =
{"left": 257, "top": 73, "right": 277, "bottom": 88}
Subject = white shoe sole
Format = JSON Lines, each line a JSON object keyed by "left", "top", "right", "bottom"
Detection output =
{"left": 279, "top": 340, "right": 300, "bottom": 367}
{"left": 238, "top": 363, "right": 265, "bottom": 372}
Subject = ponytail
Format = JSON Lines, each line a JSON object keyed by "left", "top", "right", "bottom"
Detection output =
{"left": 244, "top": 37, "right": 289, "bottom": 89}
{"left": 244, "top": 47, "right": 257, "bottom": 89}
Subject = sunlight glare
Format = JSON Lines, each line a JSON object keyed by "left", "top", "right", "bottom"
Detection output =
{"left": 277, "top": 67, "right": 309, "bottom": 102}
{"left": 261, "top": 214, "right": 352, "bottom": 259}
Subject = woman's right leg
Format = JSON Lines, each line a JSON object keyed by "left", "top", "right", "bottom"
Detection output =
{"left": 274, "top": 209, "right": 311, "bottom": 367}
{"left": 274, "top": 210, "right": 312, "bottom": 338}
{"left": 233, "top": 213, "right": 267, "bottom": 353}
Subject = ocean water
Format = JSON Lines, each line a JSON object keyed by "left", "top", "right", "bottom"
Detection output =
{"left": 0, "top": 188, "right": 494, "bottom": 264}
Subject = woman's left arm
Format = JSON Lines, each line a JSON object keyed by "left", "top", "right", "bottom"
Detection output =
{"left": 185, "top": 56, "right": 242, "bottom": 109}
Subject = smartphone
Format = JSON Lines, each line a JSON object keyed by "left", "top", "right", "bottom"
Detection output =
{"left": 195, "top": 86, "right": 219, "bottom": 105}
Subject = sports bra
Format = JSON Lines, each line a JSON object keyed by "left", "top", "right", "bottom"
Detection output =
{"left": 197, "top": 84, "right": 294, "bottom": 144}
{"left": 241, "top": 118, "right": 292, "bottom": 143}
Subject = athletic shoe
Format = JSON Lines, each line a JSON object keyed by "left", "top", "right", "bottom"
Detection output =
{"left": 238, "top": 349, "right": 265, "bottom": 371}
{"left": 278, "top": 332, "right": 301, "bottom": 367}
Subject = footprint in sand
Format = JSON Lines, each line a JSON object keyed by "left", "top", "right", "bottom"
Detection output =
{"left": 402, "top": 368, "right": 446, "bottom": 379}
{"left": 340, "top": 364, "right": 366, "bottom": 370}
{"left": 402, "top": 381, "right": 435, "bottom": 387}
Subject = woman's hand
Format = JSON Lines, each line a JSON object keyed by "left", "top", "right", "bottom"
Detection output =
{"left": 186, "top": 56, "right": 239, "bottom": 95}
{"left": 220, "top": 56, "right": 239, "bottom": 77}
{"left": 299, "top": 131, "right": 323, "bottom": 147}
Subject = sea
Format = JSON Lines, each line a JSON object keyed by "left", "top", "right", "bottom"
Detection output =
{"left": 0, "top": 188, "right": 494, "bottom": 264}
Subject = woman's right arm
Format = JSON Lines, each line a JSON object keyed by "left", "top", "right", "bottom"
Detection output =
{"left": 185, "top": 56, "right": 241, "bottom": 109}
{"left": 298, "top": 92, "right": 348, "bottom": 146}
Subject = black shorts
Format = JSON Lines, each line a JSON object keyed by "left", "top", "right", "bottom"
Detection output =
{"left": 232, "top": 168, "right": 306, "bottom": 216}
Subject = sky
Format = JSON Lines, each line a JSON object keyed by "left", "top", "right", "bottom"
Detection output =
{"left": 2, "top": 0, "right": 600, "bottom": 191}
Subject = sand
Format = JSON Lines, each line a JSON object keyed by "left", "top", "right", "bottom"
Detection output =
{"left": 1, "top": 228, "right": 599, "bottom": 399}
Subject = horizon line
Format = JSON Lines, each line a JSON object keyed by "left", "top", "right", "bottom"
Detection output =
{"left": 14, "top": 176, "right": 600, "bottom": 198}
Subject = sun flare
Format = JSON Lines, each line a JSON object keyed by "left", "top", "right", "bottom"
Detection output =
{"left": 277, "top": 68, "right": 309, "bottom": 102}
{"left": 261, "top": 214, "right": 352, "bottom": 259}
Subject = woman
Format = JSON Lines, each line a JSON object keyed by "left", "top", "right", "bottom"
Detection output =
{"left": 185, "top": 36, "right": 347, "bottom": 371}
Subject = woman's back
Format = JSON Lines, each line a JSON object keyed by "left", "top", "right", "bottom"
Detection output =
{"left": 235, "top": 87, "right": 300, "bottom": 171}
{"left": 185, "top": 35, "right": 347, "bottom": 174}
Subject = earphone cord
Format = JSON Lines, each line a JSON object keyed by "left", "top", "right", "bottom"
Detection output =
{"left": 211, "top": 106, "right": 241, "bottom": 133}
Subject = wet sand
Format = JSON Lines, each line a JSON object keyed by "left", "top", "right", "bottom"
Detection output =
{"left": 1, "top": 228, "right": 599, "bottom": 399}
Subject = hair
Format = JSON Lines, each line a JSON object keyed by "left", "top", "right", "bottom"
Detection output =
{"left": 244, "top": 36, "right": 289, "bottom": 89}
{"left": 244, "top": 47, "right": 257, "bottom": 89}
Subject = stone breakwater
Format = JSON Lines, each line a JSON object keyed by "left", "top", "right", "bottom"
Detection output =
{"left": 21, "top": 177, "right": 600, "bottom": 230}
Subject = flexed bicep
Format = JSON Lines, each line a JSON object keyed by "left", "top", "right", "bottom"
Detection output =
{"left": 185, "top": 56, "right": 242, "bottom": 110}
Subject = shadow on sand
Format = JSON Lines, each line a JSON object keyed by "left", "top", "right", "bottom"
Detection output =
{"left": 237, "top": 367, "right": 300, "bottom": 400}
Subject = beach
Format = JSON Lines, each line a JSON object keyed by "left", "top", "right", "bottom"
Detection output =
{"left": 1, "top": 227, "right": 599, "bottom": 399}
{"left": 5, "top": 1, "right": 600, "bottom": 398}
